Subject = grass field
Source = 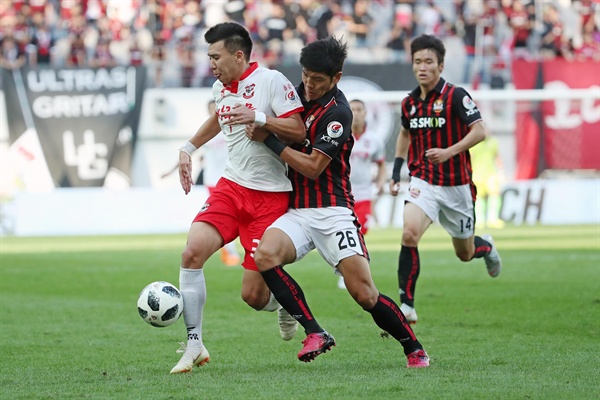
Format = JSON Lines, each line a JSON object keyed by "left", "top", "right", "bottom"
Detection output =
{"left": 1, "top": 225, "right": 599, "bottom": 399}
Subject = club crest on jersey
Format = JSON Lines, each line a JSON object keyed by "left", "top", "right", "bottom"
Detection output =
{"left": 433, "top": 99, "right": 444, "bottom": 115}
{"left": 327, "top": 121, "right": 343, "bottom": 138}
{"left": 243, "top": 84, "right": 255, "bottom": 99}
{"left": 305, "top": 115, "right": 315, "bottom": 129}
{"left": 286, "top": 90, "right": 297, "bottom": 102}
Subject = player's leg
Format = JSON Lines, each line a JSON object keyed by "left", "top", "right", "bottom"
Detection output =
{"left": 338, "top": 255, "right": 429, "bottom": 368}
{"left": 438, "top": 184, "right": 502, "bottom": 277}
{"left": 398, "top": 201, "right": 432, "bottom": 323}
{"left": 254, "top": 211, "right": 332, "bottom": 360}
{"left": 239, "top": 188, "right": 298, "bottom": 340}
{"left": 171, "top": 221, "right": 223, "bottom": 374}
{"left": 338, "top": 200, "right": 371, "bottom": 290}
{"left": 171, "top": 179, "right": 241, "bottom": 373}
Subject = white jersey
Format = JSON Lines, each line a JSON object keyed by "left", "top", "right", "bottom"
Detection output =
{"left": 350, "top": 128, "right": 385, "bottom": 201}
{"left": 202, "top": 132, "right": 227, "bottom": 187}
{"left": 212, "top": 63, "right": 303, "bottom": 192}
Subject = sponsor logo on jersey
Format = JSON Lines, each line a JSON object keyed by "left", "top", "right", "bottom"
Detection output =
{"left": 409, "top": 117, "right": 446, "bottom": 129}
{"left": 327, "top": 121, "right": 343, "bottom": 138}
{"left": 433, "top": 99, "right": 444, "bottom": 114}
{"left": 243, "top": 83, "right": 255, "bottom": 99}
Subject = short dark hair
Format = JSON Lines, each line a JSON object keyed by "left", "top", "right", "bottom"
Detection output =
{"left": 350, "top": 99, "right": 365, "bottom": 107}
{"left": 204, "top": 22, "right": 253, "bottom": 61}
{"left": 300, "top": 36, "right": 347, "bottom": 78}
{"left": 410, "top": 34, "right": 445, "bottom": 64}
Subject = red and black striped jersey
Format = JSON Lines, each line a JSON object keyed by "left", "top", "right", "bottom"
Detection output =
{"left": 288, "top": 83, "right": 355, "bottom": 209}
{"left": 401, "top": 78, "right": 482, "bottom": 187}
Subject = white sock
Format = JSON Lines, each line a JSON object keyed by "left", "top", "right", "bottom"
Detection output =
{"left": 259, "top": 292, "right": 280, "bottom": 312}
{"left": 179, "top": 267, "right": 206, "bottom": 347}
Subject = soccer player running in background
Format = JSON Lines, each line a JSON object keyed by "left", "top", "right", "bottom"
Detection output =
{"left": 171, "top": 22, "right": 305, "bottom": 374}
{"left": 389, "top": 34, "right": 502, "bottom": 325}
{"left": 247, "top": 36, "right": 430, "bottom": 368}
{"left": 337, "top": 98, "right": 387, "bottom": 289}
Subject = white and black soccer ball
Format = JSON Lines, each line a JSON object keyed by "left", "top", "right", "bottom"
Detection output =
{"left": 137, "top": 281, "right": 183, "bottom": 327}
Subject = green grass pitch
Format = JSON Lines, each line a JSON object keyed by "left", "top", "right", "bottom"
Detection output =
{"left": 1, "top": 224, "right": 598, "bottom": 399}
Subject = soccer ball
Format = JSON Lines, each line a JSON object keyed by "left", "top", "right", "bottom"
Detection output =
{"left": 137, "top": 281, "right": 183, "bottom": 327}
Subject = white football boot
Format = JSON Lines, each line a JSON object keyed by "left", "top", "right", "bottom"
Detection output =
{"left": 400, "top": 303, "right": 418, "bottom": 324}
{"left": 482, "top": 234, "right": 502, "bottom": 277}
{"left": 278, "top": 306, "right": 299, "bottom": 341}
{"left": 170, "top": 342, "right": 210, "bottom": 374}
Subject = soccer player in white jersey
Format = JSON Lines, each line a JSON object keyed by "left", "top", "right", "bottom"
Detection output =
{"left": 338, "top": 99, "right": 387, "bottom": 289}
{"left": 170, "top": 22, "right": 305, "bottom": 374}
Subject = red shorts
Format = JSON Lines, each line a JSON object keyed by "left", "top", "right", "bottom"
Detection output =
{"left": 354, "top": 199, "right": 372, "bottom": 235}
{"left": 193, "top": 178, "right": 289, "bottom": 271}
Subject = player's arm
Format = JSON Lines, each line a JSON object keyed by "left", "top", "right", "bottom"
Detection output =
{"left": 390, "top": 125, "right": 410, "bottom": 196}
{"left": 374, "top": 160, "right": 387, "bottom": 195}
{"left": 179, "top": 113, "right": 221, "bottom": 195}
{"left": 278, "top": 147, "right": 331, "bottom": 180}
{"left": 426, "top": 89, "right": 487, "bottom": 164}
{"left": 222, "top": 104, "right": 306, "bottom": 143}
{"left": 425, "top": 120, "right": 487, "bottom": 164}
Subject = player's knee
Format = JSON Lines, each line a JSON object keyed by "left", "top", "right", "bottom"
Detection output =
{"left": 253, "top": 245, "right": 280, "bottom": 271}
{"left": 181, "top": 246, "right": 202, "bottom": 268}
{"left": 402, "top": 229, "right": 420, "bottom": 247}
{"left": 241, "top": 290, "right": 263, "bottom": 310}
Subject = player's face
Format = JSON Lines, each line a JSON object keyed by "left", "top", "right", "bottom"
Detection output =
{"left": 350, "top": 101, "right": 366, "bottom": 125}
{"left": 207, "top": 40, "right": 244, "bottom": 85}
{"left": 301, "top": 69, "right": 342, "bottom": 102}
{"left": 412, "top": 49, "right": 443, "bottom": 89}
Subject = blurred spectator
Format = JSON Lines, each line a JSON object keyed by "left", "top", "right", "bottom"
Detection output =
{"left": 540, "top": 4, "right": 564, "bottom": 59}
{"left": 67, "top": 33, "right": 86, "bottom": 66}
{"left": 506, "top": 0, "right": 535, "bottom": 60}
{"left": 387, "top": 17, "right": 411, "bottom": 63}
{"left": 0, "top": 35, "right": 26, "bottom": 69}
{"left": 28, "top": 12, "right": 54, "bottom": 65}
{"left": 347, "top": 0, "right": 373, "bottom": 48}
{"left": 90, "top": 38, "right": 115, "bottom": 67}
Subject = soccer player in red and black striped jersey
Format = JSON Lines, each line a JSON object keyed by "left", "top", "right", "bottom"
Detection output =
{"left": 246, "top": 36, "right": 430, "bottom": 368}
{"left": 389, "top": 34, "right": 503, "bottom": 325}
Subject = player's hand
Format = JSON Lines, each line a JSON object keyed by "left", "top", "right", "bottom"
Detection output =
{"left": 222, "top": 103, "right": 255, "bottom": 126}
{"left": 425, "top": 148, "right": 452, "bottom": 164}
{"left": 178, "top": 151, "right": 193, "bottom": 195}
{"left": 245, "top": 124, "right": 269, "bottom": 142}
{"left": 389, "top": 179, "right": 401, "bottom": 196}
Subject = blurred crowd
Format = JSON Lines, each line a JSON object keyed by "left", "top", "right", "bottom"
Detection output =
{"left": 1, "top": 0, "right": 599, "bottom": 88}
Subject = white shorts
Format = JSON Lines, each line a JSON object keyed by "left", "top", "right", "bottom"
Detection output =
{"left": 407, "top": 177, "right": 475, "bottom": 239}
{"left": 268, "top": 207, "right": 367, "bottom": 272}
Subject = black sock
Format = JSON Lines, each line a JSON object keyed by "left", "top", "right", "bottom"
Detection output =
{"left": 472, "top": 236, "right": 492, "bottom": 259}
{"left": 260, "top": 266, "right": 324, "bottom": 334}
{"left": 398, "top": 245, "right": 420, "bottom": 308}
{"left": 367, "top": 293, "right": 423, "bottom": 355}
